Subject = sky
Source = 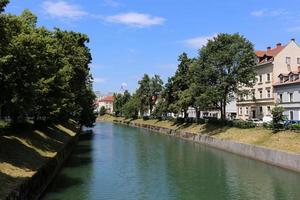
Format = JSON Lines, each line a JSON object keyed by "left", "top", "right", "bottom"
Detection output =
{"left": 5, "top": 0, "right": 300, "bottom": 94}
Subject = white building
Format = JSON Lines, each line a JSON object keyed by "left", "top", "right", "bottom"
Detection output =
{"left": 274, "top": 69, "right": 300, "bottom": 120}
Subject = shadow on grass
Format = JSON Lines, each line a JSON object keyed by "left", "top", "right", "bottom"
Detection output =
{"left": 171, "top": 120, "right": 230, "bottom": 136}
{"left": 0, "top": 122, "right": 78, "bottom": 198}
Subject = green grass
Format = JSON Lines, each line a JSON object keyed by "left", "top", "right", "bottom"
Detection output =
{"left": 0, "top": 121, "right": 78, "bottom": 198}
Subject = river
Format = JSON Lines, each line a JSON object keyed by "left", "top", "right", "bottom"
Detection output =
{"left": 43, "top": 122, "right": 300, "bottom": 200}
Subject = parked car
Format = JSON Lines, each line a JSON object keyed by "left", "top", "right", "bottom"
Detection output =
{"left": 283, "top": 120, "right": 300, "bottom": 126}
{"left": 262, "top": 116, "right": 272, "bottom": 124}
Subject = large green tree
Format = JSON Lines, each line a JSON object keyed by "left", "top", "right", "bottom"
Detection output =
{"left": 168, "top": 53, "right": 194, "bottom": 118}
{"left": 196, "top": 33, "right": 256, "bottom": 119}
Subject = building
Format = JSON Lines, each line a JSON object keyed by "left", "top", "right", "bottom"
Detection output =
{"left": 237, "top": 39, "right": 300, "bottom": 120}
{"left": 274, "top": 68, "right": 300, "bottom": 120}
{"left": 97, "top": 95, "right": 114, "bottom": 114}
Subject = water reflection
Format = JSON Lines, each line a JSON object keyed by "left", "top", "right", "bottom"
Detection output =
{"left": 43, "top": 123, "right": 300, "bottom": 200}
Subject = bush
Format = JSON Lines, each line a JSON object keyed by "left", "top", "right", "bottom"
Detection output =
{"left": 232, "top": 120, "right": 255, "bottom": 129}
{"left": 288, "top": 124, "right": 300, "bottom": 131}
{"left": 99, "top": 106, "right": 106, "bottom": 116}
{"left": 142, "top": 116, "right": 149, "bottom": 120}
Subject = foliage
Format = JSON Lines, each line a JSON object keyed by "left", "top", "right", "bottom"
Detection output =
{"left": 122, "top": 95, "right": 139, "bottom": 119}
{"left": 168, "top": 53, "right": 194, "bottom": 117}
{"left": 232, "top": 120, "right": 255, "bottom": 129}
{"left": 288, "top": 124, "right": 300, "bottom": 131}
{"left": 271, "top": 106, "right": 285, "bottom": 130}
{"left": 0, "top": 3, "right": 96, "bottom": 127}
{"left": 99, "top": 106, "right": 106, "bottom": 116}
{"left": 113, "top": 90, "right": 131, "bottom": 117}
{"left": 193, "top": 33, "right": 256, "bottom": 119}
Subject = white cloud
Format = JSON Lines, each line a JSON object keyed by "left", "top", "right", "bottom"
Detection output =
{"left": 183, "top": 34, "right": 216, "bottom": 49}
{"left": 121, "top": 82, "right": 128, "bottom": 90}
{"left": 105, "top": 12, "right": 165, "bottom": 27}
{"left": 251, "top": 9, "right": 287, "bottom": 17}
{"left": 251, "top": 10, "right": 265, "bottom": 17}
{"left": 42, "top": 1, "right": 87, "bottom": 19}
{"left": 93, "top": 78, "right": 106, "bottom": 83}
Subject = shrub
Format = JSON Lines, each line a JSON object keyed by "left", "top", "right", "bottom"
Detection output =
{"left": 232, "top": 120, "right": 255, "bottom": 129}
{"left": 272, "top": 106, "right": 285, "bottom": 130}
{"left": 99, "top": 106, "right": 106, "bottom": 116}
{"left": 288, "top": 124, "right": 300, "bottom": 131}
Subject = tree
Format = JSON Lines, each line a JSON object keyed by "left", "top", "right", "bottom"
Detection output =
{"left": 0, "top": 3, "right": 97, "bottom": 127}
{"left": 197, "top": 33, "right": 256, "bottom": 119}
{"left": 99, "top": 106, "right": 106, "bottom": 116}
{"left": 0, "top": 0, "right": 9, "bottom": 13}
{"left": 272, "top": 106, "right": 285, "bottom": 130}
{"left": 169, "top": 53, "right": 194, "bottom": 118}
{"left": 123, "top": 94, "right": 139, "bottom": 119}
{"left": 113, "top": 90, "right": 131, "bottom": 117}
{"left": 149, "top": 75, "right": 163, "bottom": 114}
{"left": 136, "top": 74, "right": 151, "bottom": 117}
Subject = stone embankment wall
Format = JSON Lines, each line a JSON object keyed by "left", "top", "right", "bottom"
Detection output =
{"left": 5, "top": 131, "right": 79, "bottom": 200}
{"left": 115, "top": 120, "right": 300, "bottom": 173}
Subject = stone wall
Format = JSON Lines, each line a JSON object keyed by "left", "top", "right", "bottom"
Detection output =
{"left": 115, "top": 120, "right": 300, "bottom": 173}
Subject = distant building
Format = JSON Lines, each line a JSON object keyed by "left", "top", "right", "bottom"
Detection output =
{"left": 274, "top": 68, "right": 300, "bottom": 120}
{"left": 97, "top": 95, "right": 114, "bottom": 114}
{"left": 237, "top": 39, "right": 300, "bottom": 120}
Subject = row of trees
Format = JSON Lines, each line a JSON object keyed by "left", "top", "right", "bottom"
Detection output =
{"left": 114, "top": 33, "right": 257, "bottom": 120}
{"left": 0, "top": 1, "right": 96, "bottom": 126}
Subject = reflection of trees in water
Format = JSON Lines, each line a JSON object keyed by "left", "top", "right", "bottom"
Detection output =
{"left": 43, "top": 130, "right": 95, "bottom": 200}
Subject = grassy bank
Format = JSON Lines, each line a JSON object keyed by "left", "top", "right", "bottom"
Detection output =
{"left": 98, "top": 115, "right": 300, "bottom": 154}
{"left": 0, "top": 121, "right": 79, "bottom": 199}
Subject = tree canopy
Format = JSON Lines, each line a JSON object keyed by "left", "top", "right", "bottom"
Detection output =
{"left": 0, "top": 2, "right": 96, "bottom": 127}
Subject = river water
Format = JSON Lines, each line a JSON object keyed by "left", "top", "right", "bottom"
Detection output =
{"left": 43, "top": 122, "right": 300, "bottom": 200}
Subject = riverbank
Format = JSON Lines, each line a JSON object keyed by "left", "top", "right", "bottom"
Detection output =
{"left": 98, "top": 115, "right": 300, "bottom": 173}
{"left": 99, "top": 115, "right": 300, "bottom": 154}
{"left": 0, "top": 121, "right": 80, "bottom": 200}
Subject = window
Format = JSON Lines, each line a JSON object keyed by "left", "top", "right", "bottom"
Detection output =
{"left": 259, "top": 106, "right": 263, "bottom": 114}
{"left": 252, "top": 90, "right": 255, "bottom": 99}
{"left": 259, "top": 90, "right": 263, "bottom": 99}
{"left": 267, "top": 106, "right": 271, "bottom": 115}
{"left": 289, "top": 75, "right": 293, "bottom": 82}
{"left": 297, "top": 58, "right": 300, "bottom": 64}
{"left": 246, "top": 107, "right": 249, "bottom": 115}
{"left": 239, "top": 107, "right": 243, "bottom": 115}
{"left": 290, "top": 92, "right": 294, "bottom": 102}
{"left": 280, "top": 76, "right": 283, "bottom": 83}
{"left": 290, "top": 111, "right": 294, "bottom": 120}
{"left": 267, "top": 74, "right": 271, "bottom": 82}
{"left": 279, "top": 94, "right": 283, "bottom": 103}
{"left": 286, "top": 57, "right": 291, "bottom": 65}
{"left": 267, "top": 90, "right": 271, "bottom": 98}
{"left": 259, "top": 75, "right": 263, "bottom": 83}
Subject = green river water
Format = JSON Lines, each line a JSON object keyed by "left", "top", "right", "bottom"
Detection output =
{"left": 43, "top": 122, "right": 300, "bottom": 200}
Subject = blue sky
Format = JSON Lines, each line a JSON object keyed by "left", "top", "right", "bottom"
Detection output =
{"left": 5, "top": 0, "right": 300, "bottom": 94}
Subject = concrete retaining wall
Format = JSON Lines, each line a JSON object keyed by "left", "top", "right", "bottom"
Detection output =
{"left": 115, "top": 120, "right": 300, "bottom": 173}
{"left": 5, "top": 130, "right": 80, "bottom": 200}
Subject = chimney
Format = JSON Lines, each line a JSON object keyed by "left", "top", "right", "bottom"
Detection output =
{"left": 291, "top": 38, "right": 296, "bottom": 42}
{"left": 276, "top": 43, "right": 282, "bottom": 47}
{"left": 267, "top": 46, "right": 271, "bottom": 50}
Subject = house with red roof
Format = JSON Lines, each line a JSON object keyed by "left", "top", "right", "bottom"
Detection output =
{"left": 97, "top": 95, "right": 114, "bottom": 114}
{"left": 237, "top": 39, "right": 300, "bottom": 121}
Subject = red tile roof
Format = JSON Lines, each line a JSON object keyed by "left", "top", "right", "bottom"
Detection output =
{"left": 255, "top": 44, "right": 286, "bottom": 64}
{"left": 99, "top": 96, "right": 114, "bottom": 102}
